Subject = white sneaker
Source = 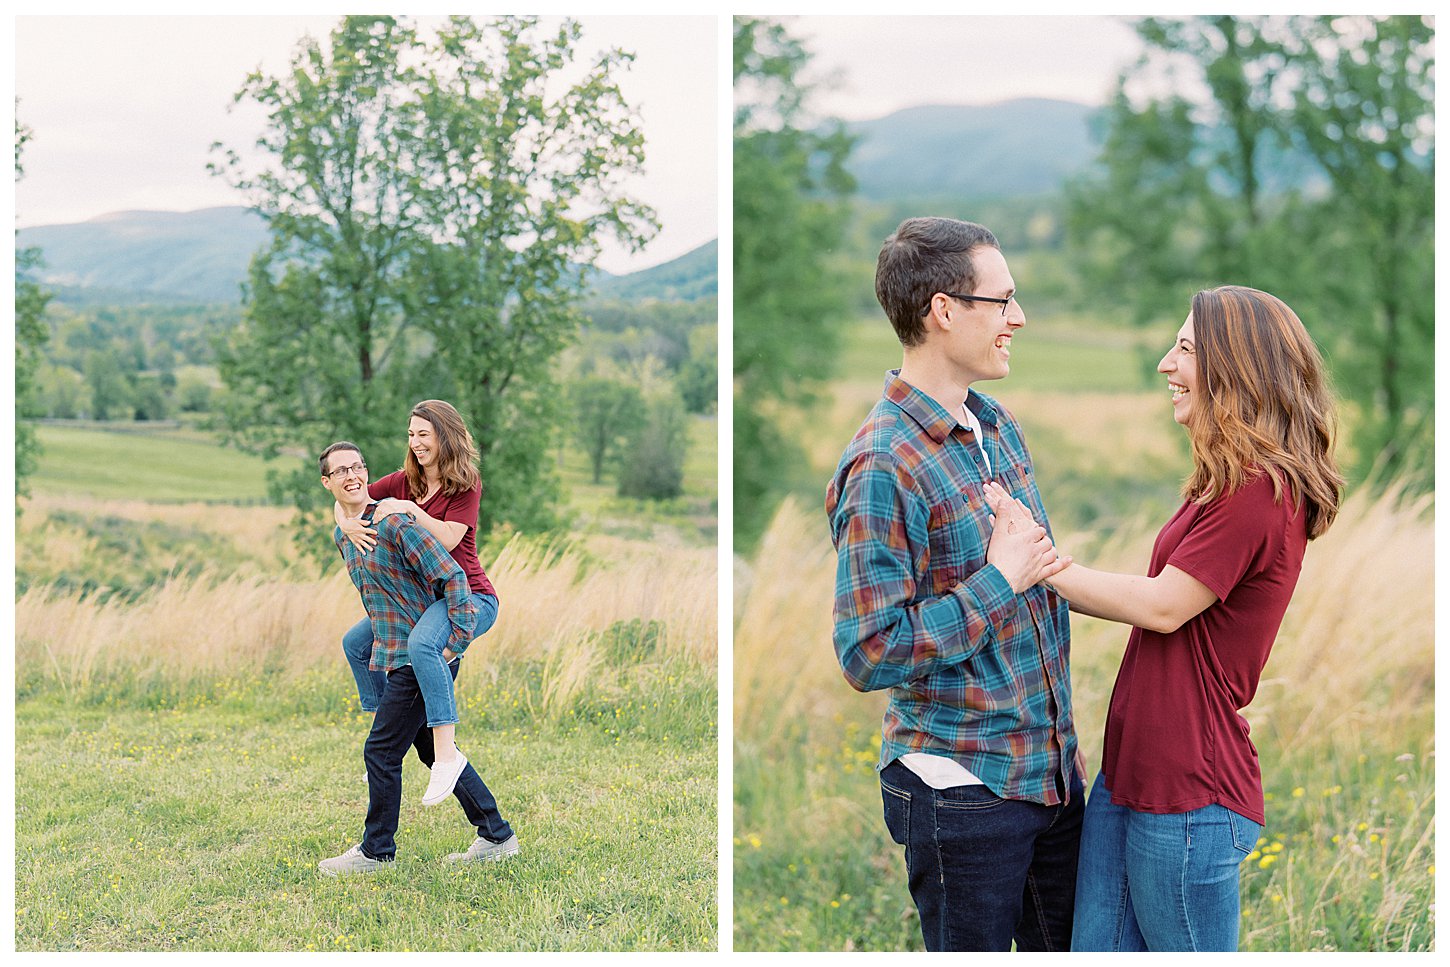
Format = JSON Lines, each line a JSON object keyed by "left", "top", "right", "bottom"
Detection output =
{"left": 422, "top": 746, "right": 468, "bottom": 805}
{"left": 318, "top": 844, "right": 390, "bottom": 876}
{"left": 445, "top": 833, "right": 520, "bottom": 864}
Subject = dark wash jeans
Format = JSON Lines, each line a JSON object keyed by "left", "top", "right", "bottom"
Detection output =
{"left": 880, "top": 758, "right": 1083, "bottom": 951}
{"left": 360, "top": 659, "right": 514, "bottom": 861}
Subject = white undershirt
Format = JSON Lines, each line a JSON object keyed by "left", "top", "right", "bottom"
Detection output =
{"left": 898, "top": 403, "right": 991, "bottom": 790}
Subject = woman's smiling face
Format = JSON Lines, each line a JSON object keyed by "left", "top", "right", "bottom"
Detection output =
{"left": 408, "top": 415, "right": 438, "bottom": 468}
{"left": 1159, "top": 313, "right": 1199, "bottom": 426}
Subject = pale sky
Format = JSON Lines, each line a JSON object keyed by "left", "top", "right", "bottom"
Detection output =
{"left": 785, "top": 15, "right": 1146, "bottom": 121}
{"left": 13, "top": 14, "right": 718, "bottom": 275}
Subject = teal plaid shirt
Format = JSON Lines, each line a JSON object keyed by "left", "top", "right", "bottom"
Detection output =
{"left": 335, "top": 506, "right": 479, "bottom": 672}
{"left": 826, "top": 372, "right": 1081, "bottom": 805}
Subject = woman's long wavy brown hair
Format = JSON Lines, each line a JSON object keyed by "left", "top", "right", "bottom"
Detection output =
{"left": 403, "top": 399, "right": 482, "bottom": 501}
{"left": 1184, "top": 286, "right": 1344, "bottom": 539}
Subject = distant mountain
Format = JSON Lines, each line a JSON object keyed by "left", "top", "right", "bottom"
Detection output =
{"left": 19, "top": 206, "right": 716, "bottom": 306}
{"left": 591, "top": 239, "right": 717, "bottom": 302}
{"left": 843, "top": 99, "right": 1100, "bottom": 201}
{"left": 18, "top": 207, "right": 270, "bottom": 304}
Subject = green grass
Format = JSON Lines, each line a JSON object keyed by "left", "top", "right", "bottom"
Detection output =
{"left": 16, "top": 668, "right": 717, "bottom": 952}
{"left": 733, "top": 719, "right": 1435, "bottom": 952}
{"left": 31, "top": 425, "right": 272, "bottom": 503}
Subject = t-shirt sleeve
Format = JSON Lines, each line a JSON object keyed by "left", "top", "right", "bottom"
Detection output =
{"left": 368, "top": 471, "right": 406, "bottom": 501}
{"left": 1166, "top": 475, "right": 1283, "bottom": 601}
{"left": 437, "top": 485, "right": 480, "bottom": 532}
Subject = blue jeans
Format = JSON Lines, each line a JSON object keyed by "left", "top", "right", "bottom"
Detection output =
{"left": 1072, "top": 772, "right": 1262, "bottom": 951}
{"left": 342, "top": 592, "right": 498, "bottom": 727}
{"left": 360, "top": 660, "right": 513, "bottom": 861}
{"left": 880, "top": 759, "right": 1084, "bottom": 951}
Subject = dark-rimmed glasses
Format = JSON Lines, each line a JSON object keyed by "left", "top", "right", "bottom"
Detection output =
{"left": 326, "top": 462, "right": 367, "bottom": 480}
{"left": 922, "top": 292, "right": 1016, "bottom": 317}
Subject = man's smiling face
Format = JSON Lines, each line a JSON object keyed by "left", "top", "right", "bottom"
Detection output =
{"left": 941, "top": 245, "right": 1023, "bottom": 386}
{"left": 322, "top": 448, "right": 370, "bottom": 510}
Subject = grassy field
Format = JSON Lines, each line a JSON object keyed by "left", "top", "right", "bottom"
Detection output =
{"left": 734, "top": 317, "right": 1434, "bottom": 952}
{"left": 29, "top": 413, "right": 718, "bottom": 545}
{"left": 31, "top": 424, "right": 273, "bottom": 502}
{"left": 15, "top": 427, "right": 718, "bottom": 952}
{"left": 554, "top": 413, "right": 717, "bottom": 547}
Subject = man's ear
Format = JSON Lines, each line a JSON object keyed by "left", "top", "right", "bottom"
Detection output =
{"left": 923, "top": 293, "right": 953, "bottom": 334}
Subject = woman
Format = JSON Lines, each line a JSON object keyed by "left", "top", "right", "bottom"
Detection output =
{"left": 988, "top": 285, "right": 1343, "bottom": 951}
{"left": 336, "top": 399, "right": 500, "bottom": 807}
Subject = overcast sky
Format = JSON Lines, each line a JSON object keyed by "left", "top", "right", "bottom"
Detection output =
{"left": 786, "top": 15, "right": 1146, "bottom": 122}
{"left": 14, "top": 15, "right": 717, "bottom": 275}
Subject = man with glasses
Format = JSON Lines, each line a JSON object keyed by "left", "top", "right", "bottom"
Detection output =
{"left": 315, "top": 441, "right": 516, "bottom": 875}
{"left": 826, "top": 217, "right": 1082, "bottom": 950}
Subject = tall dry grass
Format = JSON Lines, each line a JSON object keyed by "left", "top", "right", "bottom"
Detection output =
{"left": 736, "top": 481, "right": 1433, "bottom": 767}
{"left": 16, "top": 520, "right": 716, "bottom": 714}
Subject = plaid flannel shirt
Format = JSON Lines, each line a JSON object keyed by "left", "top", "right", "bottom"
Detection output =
{"left": 335, "top": 506, "right": 479, "bottom": 673}
{"left": 826, "top": 371, "right": 1081, "bottom": 805}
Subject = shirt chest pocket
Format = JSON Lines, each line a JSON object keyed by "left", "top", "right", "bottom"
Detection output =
{"left": 925, "top": 493, "right": 986, "bottom": 596}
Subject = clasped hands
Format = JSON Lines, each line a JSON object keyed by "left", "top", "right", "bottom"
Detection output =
{"left": 983, "top": 481, "right": 1073, "bottom": 594}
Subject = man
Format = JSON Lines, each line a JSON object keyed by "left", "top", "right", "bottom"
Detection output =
{"left": 315, "top": 441, "right": 518, "bottom": 875}
{"left": 825, "top": 218, "right": 1081, "bottom": 951}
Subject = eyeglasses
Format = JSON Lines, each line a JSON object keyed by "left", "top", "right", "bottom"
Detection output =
{"left": 923, "top": 292, "right": 1017, "bottom": 317}
{"left": 326, "top": 462, "right": 367, "bottom": 480}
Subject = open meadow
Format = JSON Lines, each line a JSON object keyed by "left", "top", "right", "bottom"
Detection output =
{"left": 15, "top": 423, "right": 718, "bottom": 952}
{"left": 732, "top": 315, "right": 1435, "bottom": 952}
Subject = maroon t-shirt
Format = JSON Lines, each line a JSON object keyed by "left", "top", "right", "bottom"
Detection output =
{"left": 368, "top": 470, "right": 497, "bottom": 599}
{"left": 1100, "top": 472, "right": 1306, "bottom": 825}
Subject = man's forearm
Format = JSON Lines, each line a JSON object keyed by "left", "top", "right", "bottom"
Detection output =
{"left": 835, "top": 561, "right": 1017, "bottom": 692}
{"left": 441, "top": 572, "right": 478, "bottom": 653}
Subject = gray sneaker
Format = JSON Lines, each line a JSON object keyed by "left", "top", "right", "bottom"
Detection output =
{"left": 445, "top": 833, "right": 520, "bottom": 864}
{"left": 318, "top": 844, "right": 391, "bottom": 876}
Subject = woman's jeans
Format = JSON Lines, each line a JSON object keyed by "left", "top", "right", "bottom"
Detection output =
{"left": 343, "top": 592, "right": 499, "bottom": 727}
{"left": 1072, "top": 772, "right": 1262, "bottom": 951}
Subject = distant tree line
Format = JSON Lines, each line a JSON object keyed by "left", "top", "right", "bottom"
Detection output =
{"left": 20, "top": 303, "right": 238, "bottom": 423}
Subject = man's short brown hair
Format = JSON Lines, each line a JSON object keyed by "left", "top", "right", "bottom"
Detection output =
{"left": 875, "top": 217, "right": 999, "bottom": 347}
{"left": 319, "top": 441, "right": 363, "bottom": 477}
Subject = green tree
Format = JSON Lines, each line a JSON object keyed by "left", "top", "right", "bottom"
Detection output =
{"left": 1069, "top": 15, "right": 1433, "bottom": 484}
{"left": 36, "top": 362, "right": 85, "bottom": 419}
{"left": 569, "top": 374, "right": 644, "bottom": 484}
{"left": 678, "top": 323, "right": 717, "bottom": 414}
{"left": 214, "top": 16, "right": 654, "bottom": 548}
{"left": 212, "top": 16, "right": 424, "bottom": 553}
{"left": 733, "top": 17, "right": 855, "bottom": 548}
{"left": 1278, "top": 16, "right": 1434, "bottom": 481}
{"left": 83, "top": 350, "right": 127, "bottom": 421}
{"left": 15, "top": 113, "right": 51, "bottom": 498}
{"left": 400, "top": 16, "right": 656, "bottom": 534}
{"left": 618, "top": 381, "right": 689, "bottom": 501}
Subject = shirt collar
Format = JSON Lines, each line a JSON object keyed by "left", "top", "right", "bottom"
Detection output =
{"left": 883, "top": 370, "right": 998, "bottom": 444}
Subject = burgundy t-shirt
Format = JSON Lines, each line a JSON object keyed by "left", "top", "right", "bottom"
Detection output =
{"left": 1100, "top": 472, "right": 1306, "bottom": 825}
{"left": 368, "top": 470, "right": 496, "bottom": 599}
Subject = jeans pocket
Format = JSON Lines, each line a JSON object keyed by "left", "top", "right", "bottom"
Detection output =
{"left": 937, "top": 783, "right": 1008, "bottom": 811}
{"left": 881, "top": 779, "right": 912, "bottom": 847}
{"left": 1225, "top": 809, "right": 1263, "bottom": 857}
